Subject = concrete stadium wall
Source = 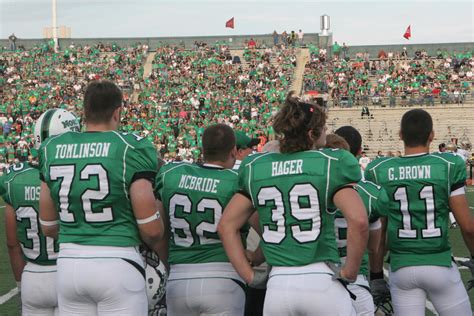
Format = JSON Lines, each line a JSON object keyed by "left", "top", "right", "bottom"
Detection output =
{"left": 1, "top": 33, "right": 472, "bottom": 56}
{"left": 0, "top": 33, "right": 320, "bottom": 50}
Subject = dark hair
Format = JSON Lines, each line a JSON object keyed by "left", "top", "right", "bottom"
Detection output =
{"left": 273, "top": 94, "right": 326, "bottom": 153}
{"left": 335, "top": 126, "right": 362, "bottom": 156}
{"left": 438, "top": 143, "right": 446, "bottom": 151}
{"left": 202, "top": 124, "right": 236, "bottom": 162}
{"left": 83, "top": 80, "right": 123, "bottom": 124}
{"left": 401, "top": 109, "right": 433, "bottom": 147}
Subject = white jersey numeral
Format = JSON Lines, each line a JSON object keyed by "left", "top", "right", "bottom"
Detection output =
{"left": 16, "top": 206, "right": 58, "bottom": 260}
{"left": 169, "top": 194, "right": 222, "bottom": 247}
{"left": 394, "top": 185, "right": 441, "bottom": 239}
{"left": 80, "top": 164, "right": 113, "bottom": 222}
{"left": 258, "top": 184, "right": 321, "bottom": 244}
{"left": 50, "top": 164, "right": 113, "bottom": 223}
{"left": 50, "top": 165, "right": 75, "bottom": 222}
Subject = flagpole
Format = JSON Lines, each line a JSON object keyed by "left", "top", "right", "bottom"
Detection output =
{"left": 52, "top": 0, "right": 58, "bottom": 52}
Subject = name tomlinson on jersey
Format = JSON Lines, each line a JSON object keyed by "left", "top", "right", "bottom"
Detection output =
{"left": 54, "top": 143, "right": 111, "bottom": 159}
{"left": 388, "top": 165, "right": 431, "bottom": 180}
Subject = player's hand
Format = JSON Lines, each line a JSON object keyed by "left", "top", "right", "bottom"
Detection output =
{"left": 248, "top": 266, "right": 271, "bottom": 288}
{"left": 326, "top": 262, "right": 356, "bottom": 285}
{"left": 370, "top": 278, "right": 391, "bottom": 302}
{"left": 459, "top": 258, "right": 474, "bottom": 291}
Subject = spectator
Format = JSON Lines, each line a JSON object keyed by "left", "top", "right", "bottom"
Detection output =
{"left": 9, "top": 33, "right": 17, "bottom": 51}
{"left": 341, "top": 42, "right": 349, "bottom": 60}
{"left": 361, "top": 105, "right": 370, "bottom": 118}
{"left": 358, "top": 151, "right": 371, "bottom": 171}
{"left": 332, "top": 41, "right": 341, "bottom": 58}
{"left": 297, "top": 29, "right": 304, "bottom": 46}
{"left": 272, "top": 30, "right": 279, "bottom": 47}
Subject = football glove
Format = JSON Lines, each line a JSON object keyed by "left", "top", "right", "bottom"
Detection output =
{"left": 459, "top": 258, "right": 474, "bottom": 291}
{"left": 370, "top": 278, "right": 391, "bottom": 302}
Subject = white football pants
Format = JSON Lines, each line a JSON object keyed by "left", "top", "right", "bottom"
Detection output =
{"left": 21, "top": 262, "right": 58, "bottom": 316}
{"left": 389, "top": 263, "right": 471, "bottom": 316}
{"left": 263, "top": 262, "right": 356, "bottom": 316}
{"left": 348, "top": 275, "right": 374, "bottom": 316}
{"left": 166, "top": 278, "right": 245, "bottom": 316}
{"left": 57, "top": 257, "right": 147, "bottom": 315}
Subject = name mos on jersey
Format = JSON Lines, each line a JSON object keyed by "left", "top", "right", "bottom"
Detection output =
{"left": 1, "top": 163, "right": 58, "bottom": 265}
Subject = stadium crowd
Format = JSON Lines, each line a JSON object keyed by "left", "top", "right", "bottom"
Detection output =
{"left": 1, "top": 41, "right": 473, "bottom": 174}
{"left": 304, "top": 44, "right": 474, "bottom": 107}
{"left": 1, "top": 42, "right": 296, "bottom": 172}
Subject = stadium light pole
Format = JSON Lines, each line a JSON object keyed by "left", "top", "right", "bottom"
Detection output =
{"left": 52, "top": 0, "right": 58, "bottom": 52}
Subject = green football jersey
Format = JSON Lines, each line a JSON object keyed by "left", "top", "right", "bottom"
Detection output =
{"left": 365, "top": 153, "right": 466, "bottom": 271}
{"left": 39, "top": 131, "right": 158, "bottom": 247}
{"left": 334, "top": 179, "right": 389, "bottom": 277}
{"left": 239, "top": 149, "right": 361, "bottom": 267}
{"left": 1, "top": 163, "right": 58, "bottom": 265}
{"left": 156, "top": 163, "right": 242, "bottom": 265}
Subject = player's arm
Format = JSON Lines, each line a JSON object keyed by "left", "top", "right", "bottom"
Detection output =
{"left": 39, "top": 181, "right": 59, "bottom": 239}
{"left": 245, "top": 211, "right": 265, "bottom": 266}
{"left": 155, "top": 199, "right": 169, "bottom": 267}
{"left": 370, "top": 217, "right": 387, "bottom": 275}
{"left": 218, "top": 193, "right": 255, "bottom": 283}
{"left": 5, "top": 203, "right": 26, "bottom": 284}
{"left": 334, "top": 187, "right": 369, "bottom": 281}
{"left": 450, "top": 193, "right": 474, "bottom": 256}
{"left": 131, "top": 179, "right": 164, "bottom": 254}
{"left": 367, "top": 220, "right": 382, "bottom": 267}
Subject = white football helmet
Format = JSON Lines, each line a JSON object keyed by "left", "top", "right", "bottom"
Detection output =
{"left": 34, "top": 109, "right": 80, "bottom": 149}
{"left": 141, "top": 248, "right": 167, "bottom": 314}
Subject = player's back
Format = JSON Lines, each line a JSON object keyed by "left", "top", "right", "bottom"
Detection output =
{"left": 365, "top": 153, "right": 466, "bottom": 270}
{"left": 2, "top": 162, "right": 58, "bottom": 265}
{"left": 156, "top": 162, "right": 240, "bottom": 264}
{"left": 334, "top": 179, "right": 388, "bottom": 276}
{"left": 239, "top": 148, "right": 361, "bottom": 267}
{"left": 39, "top": 131, "right": 158, "bottom": 247}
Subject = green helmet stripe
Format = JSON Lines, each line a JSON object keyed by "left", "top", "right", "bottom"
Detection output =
{"left": 41, "top": 109, "right": 56, "bottom": 143}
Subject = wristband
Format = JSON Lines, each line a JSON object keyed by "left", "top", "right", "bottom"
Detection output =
{"left": 370, "top": 271, "right": 384, "bottom": 280}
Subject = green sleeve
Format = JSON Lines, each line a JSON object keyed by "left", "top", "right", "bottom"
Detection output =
{"left": 451, "top": 155, "right": 467, "bottom": 193}
{"left": 0, "top": 174, "right": 9, "bottom": 204}
{"left": 125, "top": 136, "right": 158, "bottom": 187}
{"left": 329, "top": 150, "right": 362, "bottom": 208}
{"left": 237, "top": 157, "right": 252, "bottom": 200}
{"left": 154, "top": 166, "right": 166, "bottom": 201}
{"left": 364, "top": 161, "right": 377, "bottom": 184}
{"left": 372, "top": 187, "right": 390, "bottom": 218}
{"left": 38, "top": 143, "right": 47, "bottom": 182}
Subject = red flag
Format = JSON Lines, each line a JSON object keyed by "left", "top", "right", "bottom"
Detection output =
{"left": 225, "top": 17, "right": 234, "bottom": 29}
{"left": 403, "top": 25, "right": 411, "bottom": 40}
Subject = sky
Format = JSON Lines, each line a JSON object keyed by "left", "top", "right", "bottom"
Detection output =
{"left": 0, "top": 0, "right": 473, "bottom": 45}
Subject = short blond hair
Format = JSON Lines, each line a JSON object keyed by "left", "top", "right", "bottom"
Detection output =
{"left": 325, "top": 134, "right": 350, "bottom": 151}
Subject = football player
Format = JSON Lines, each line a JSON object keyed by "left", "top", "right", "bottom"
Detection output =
{"left": 365, "top": 109, "right": 474, "bottom": 316}
{"left": 38, "top": 81, "right": 164, "bottom": 315}
{"left": 218, "top": 95, "right": 368, "bottom": 315}
{"left": 328, "top": 129, "right": 391, "bottom": 316}
{"left": 155, "top": 124, "right": 248, "bottom": 315}
{"left": 2, "top": 109, "right": 79, "bottom": 315}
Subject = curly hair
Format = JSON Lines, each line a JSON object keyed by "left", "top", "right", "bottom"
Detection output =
{"left": 273, "top": 94, "right": 326, "bottom": 153}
